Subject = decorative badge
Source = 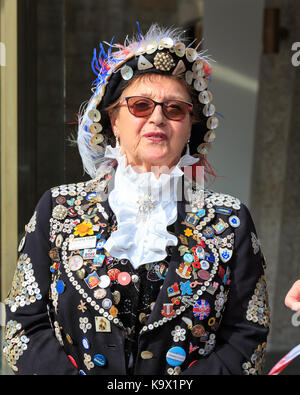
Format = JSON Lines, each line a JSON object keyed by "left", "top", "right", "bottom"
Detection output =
{"left": 84, "top": 271, "right": 101, "bottom": 289}
{"left": 176, "top": 262, "right": 193, "bottom": 279}
{"left": 193, "top": 300, "right": 211, "bottom": 320}
{"left": 219, "top": 248, "right": 233, "bottom": 263}
{"left": 95, "top": 316, "right": 111, "bottom": 333}
{"left": 182, "top": 213, "right": 200, "bottom": 228}
{"left": 212, "top": 218, "right": 229, "bottom": 235}
{"left": 166, "top": 346, "right": 186, "bottom": 367}
{"left": 167, "top": 282, "right": 180, "bottom": 297}
{"left": 161, "top": 303, "right": 175, "bottom": 317}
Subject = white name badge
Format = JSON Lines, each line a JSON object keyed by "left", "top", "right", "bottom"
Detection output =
{"left": 68, "top": 236, "right": 97, "bottom": 251}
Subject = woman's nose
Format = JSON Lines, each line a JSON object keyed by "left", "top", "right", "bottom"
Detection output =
{"left": 148, "top": 103, "right": 166, "bottom": 124}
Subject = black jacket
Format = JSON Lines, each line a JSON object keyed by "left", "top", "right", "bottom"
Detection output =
{"left": 3, "top": 173, "right": 270, "bottom": 375}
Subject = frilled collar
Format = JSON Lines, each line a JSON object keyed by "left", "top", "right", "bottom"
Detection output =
{"left": 103, "top": 145, "right": 198, "bottom": 269}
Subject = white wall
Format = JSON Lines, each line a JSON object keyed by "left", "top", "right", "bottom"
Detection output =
{"left": 203, "top": 0, "right": 265, "bottom": 206}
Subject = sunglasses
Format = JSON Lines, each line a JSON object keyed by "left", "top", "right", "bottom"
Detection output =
{"left": 118, "top": 96, "right": 193, "bottom": 121}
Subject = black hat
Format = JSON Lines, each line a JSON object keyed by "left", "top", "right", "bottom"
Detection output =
{"left": 78, "top": 24, "right": 219, "bottom": 179}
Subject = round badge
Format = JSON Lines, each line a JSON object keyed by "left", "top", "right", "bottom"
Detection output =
{"left": 131, "top": 274, "right": 139, "bottom": 283}
{"left": 166, "top": 346, "right": 186, "bottom": 367}
{"left": 99, "top": 275, "right": 111, "bottom": 289}
{"left": 183, "top": 253, "right": 194, "bottom": 263}
{"left": 202, "top": 226, "right": 214, "bottom": 238}
{"left": 93, "top": 354, "right": 106, "bottom": 367}
{"left": 68, "top": 255, "right": 83, "bottom": 271}
{"left": 56, "top": 280, "right": 65, "bottom": 294}
{"left": 193, "top": 300, "right": 211, "bottom": 320}
{"left": 117, "top": 272, "right": 131, "bottom": 286}
{"left": 107, "top": 268, "right": 121, "bottom": 281}
{"left": 191, "top": 324, "right": 206, "bottom": 337}
{"left": 102, "top": 298, "right": 112, "bottom": 310}
{"left": 195, "top": 246, "right": 205, "bottom": 259}
{"left": 199, "top": 260, "right": 210, "bottom": 270}
{"left": 229, "top": 215, "right": 240, "bottom": 228}
{"left": 94, "top": 288, "right": 107, "bottom": 300}
{"left": 82, "top": 337, "right": 90, "bottom": 350}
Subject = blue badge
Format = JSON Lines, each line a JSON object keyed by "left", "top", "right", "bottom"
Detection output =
{"left": 105, "top": 256, "right": 113, "bottom": 265}
{"left": 82, "top": 337, "right": 90, "bottom": 350}
{"left": 84, "top": 271, "right": 101, "bottom": 289}
{"left": 216, "top": 207, "right": 232, "bottom": 215}
{"left": 86, "top": 192, "right": 98, "bottom": 201}
{"left": 204, "top": 252, "right": 215, "bottom": 262}
{"left": 229, "top": 215, "right": 240, "bottom": 228}
{"left": 202, "top": 226, "right": 214, "bottom": 238}
{"left": 193, "top": 299, "right": 211, "bottom": 320}
{"left": 96, "top": 239, "right": 106, "bottom": 249}
{"left": 184, "top": 213, "right": 200, "bottom": 227}
{"left": 180, "top": 281, "right": 192, "bottom": 296}
{"left": 212, "top": 219, "right": 228, "bottom": 234}
{"left": 196, "top": 208, "right": 206, "bottom": 218}
{"left": 183, "top": 253, "right": 194, "bottom": 263}
{"left": 195, "top": 246, "right": 205, "bottom": 259}
{"left": 93, "top": 354, "right": 106, "bottom": 367}
{"left": 67, "top": 198, "right": 75, "bottom": 206}
{"left": 93, "top": 254, "right": 105, "bottom": 265}
{"left": 166, "top": 347, "right": 186, "bottom": 367}
{"left": 219, "top": 248, "right": 233, "bottom": 263}
{"left": 102, "top": 298, "right": 112, "bottom": 310}
{"left": 56, "top": 280, "right": 65, "bottom": 294}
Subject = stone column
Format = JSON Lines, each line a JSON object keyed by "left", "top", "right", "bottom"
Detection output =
{"left": 251, "top": 0, "right": 300, "bottom": 357}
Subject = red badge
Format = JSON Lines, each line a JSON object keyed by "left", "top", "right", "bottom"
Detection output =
{"left": 117, "top": 272, "right": 131, "bottom": 286}
{"left": 161, "top": 303, "right": 175, "bottom": 317}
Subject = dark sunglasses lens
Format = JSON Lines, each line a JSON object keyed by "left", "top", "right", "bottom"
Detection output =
{"left": 164, "top": 101, "right": 188, "bottom": 120}
{"left": 127, "top": 98, "right": 154, "bottom": 117}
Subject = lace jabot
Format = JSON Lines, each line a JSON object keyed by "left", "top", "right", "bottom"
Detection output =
{"left": 103, "top": 145, "right": 199, "bottom": 269}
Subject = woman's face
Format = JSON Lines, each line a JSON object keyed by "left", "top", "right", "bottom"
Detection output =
{"left": 109, "top": 75, "right": 193, "bottom": 173}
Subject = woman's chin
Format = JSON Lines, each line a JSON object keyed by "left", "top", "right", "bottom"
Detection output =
{"left": 141, "top": 153, "right": 173, "bottom": 170}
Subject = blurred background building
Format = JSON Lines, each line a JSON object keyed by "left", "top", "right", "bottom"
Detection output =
{"left": 1, "top": 0, "right": 300, "bottom": 374}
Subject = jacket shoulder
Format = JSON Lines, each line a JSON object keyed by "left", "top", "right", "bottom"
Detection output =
{"left": 184, "top": 176, "right": 242, "bottom": 212}
{"left": 50, "top": 174, "right": 111, "bottom": 200}
{"left": 204, "top": 189, "right": 242, "bottom": 211}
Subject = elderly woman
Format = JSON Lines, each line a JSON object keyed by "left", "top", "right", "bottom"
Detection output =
{"left": 3, "top": 24, "right": 270, "bottom": 375}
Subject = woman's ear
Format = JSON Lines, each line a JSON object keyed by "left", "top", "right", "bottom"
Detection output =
{"left": 108, "top": 109, "right": 119, "bottom": 136}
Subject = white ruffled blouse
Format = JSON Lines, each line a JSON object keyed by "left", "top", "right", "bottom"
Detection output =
{"left": 103, "top": 145, "right": 199, "bottom": 269}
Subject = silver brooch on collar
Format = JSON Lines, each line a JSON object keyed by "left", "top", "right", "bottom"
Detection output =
{"left": 136, "top": 194, "right": 157, "bottom": 222}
